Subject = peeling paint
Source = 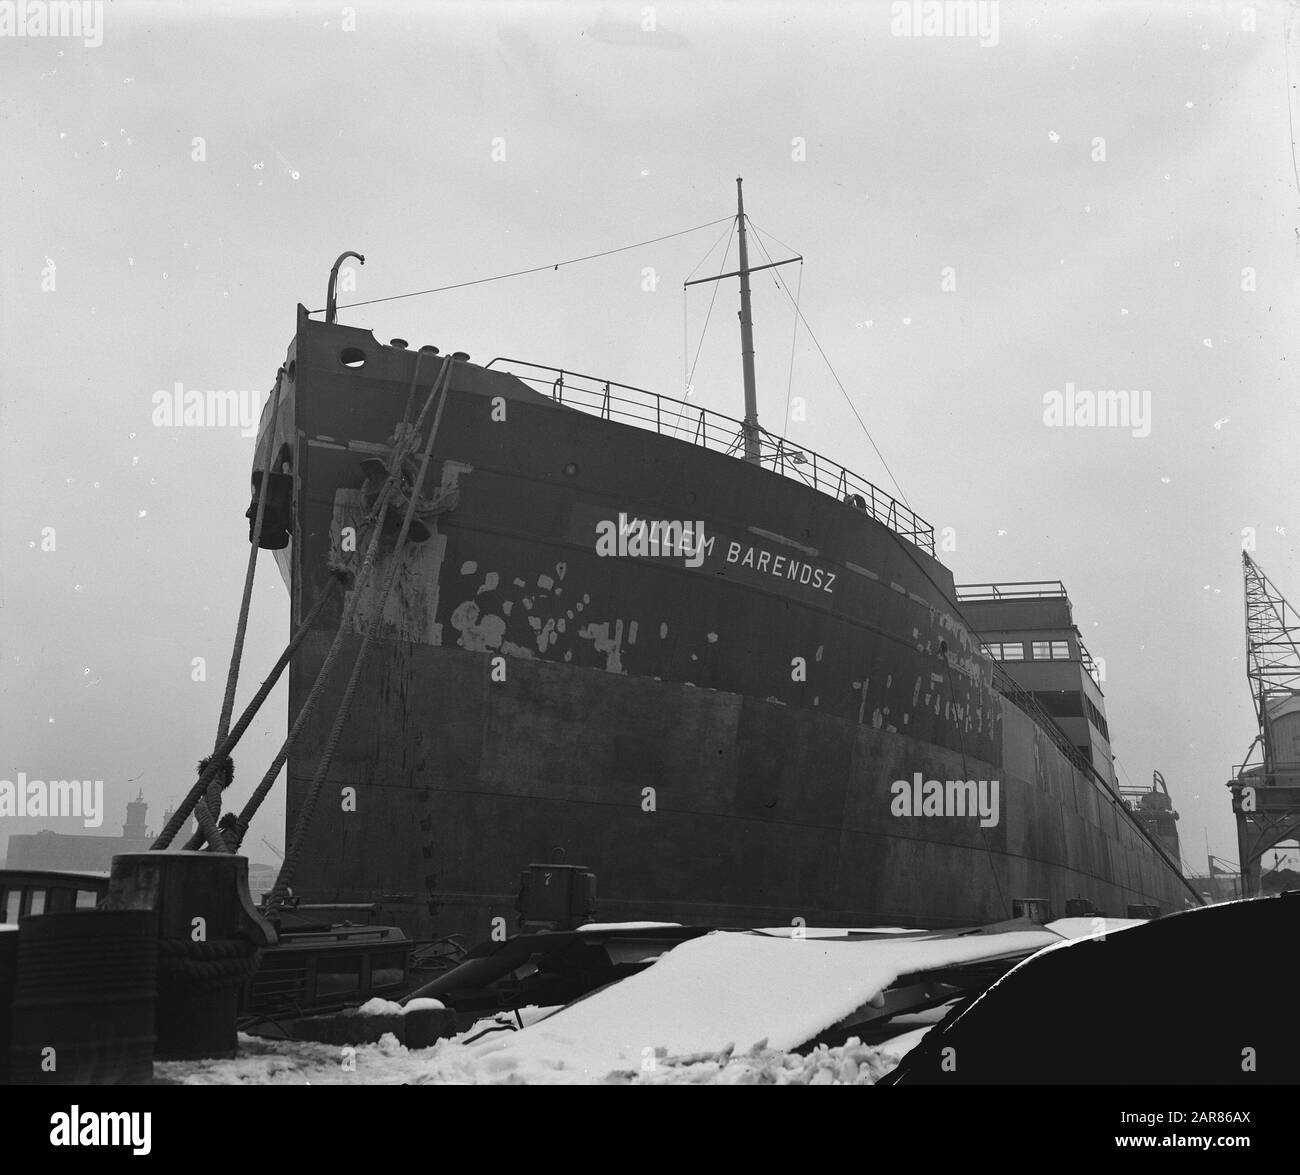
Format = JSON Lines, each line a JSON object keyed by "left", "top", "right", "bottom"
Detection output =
{"left": 578, "top": 618, "right": 626, "bottom": 673}
{"left": 450, "top": 601, "right": 505, "bottom": 651}
{"left": 461, "top": 561, "right": 477, "bottom": 575}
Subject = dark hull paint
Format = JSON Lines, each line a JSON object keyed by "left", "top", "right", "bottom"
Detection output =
{"left": 258, "top": 308, "right": 1191, "bottom": 941}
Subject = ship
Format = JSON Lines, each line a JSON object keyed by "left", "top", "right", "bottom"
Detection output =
{"left": 245, "top": 181, "right": 1198, "bottom": 943}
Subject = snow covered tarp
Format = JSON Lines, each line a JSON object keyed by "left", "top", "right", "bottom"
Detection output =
{"left": 456, "top": 927, "right": 1057, "bottom": 1082}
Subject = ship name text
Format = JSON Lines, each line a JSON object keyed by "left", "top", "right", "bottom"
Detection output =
{"left": 724, "top": 541, "right": 836, "bottom": 595}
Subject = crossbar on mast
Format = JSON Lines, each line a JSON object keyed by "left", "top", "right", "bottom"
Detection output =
{"left": 684, "top": 179, "right": 799, "bottom": 464}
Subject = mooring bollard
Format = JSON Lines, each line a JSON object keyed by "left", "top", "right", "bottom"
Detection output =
{"left": 104, "top": 852, "right": 276, "bottom": 1061}
{"left": 9, "top": 910, "right": 159, "bottom": 1084}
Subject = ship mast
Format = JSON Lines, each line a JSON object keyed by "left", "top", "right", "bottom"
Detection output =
{"left": 735, "top": 179, "right": 761, "bottom": 463}
{"left": 684, "top": 179, "right": 801, "bottom": 466}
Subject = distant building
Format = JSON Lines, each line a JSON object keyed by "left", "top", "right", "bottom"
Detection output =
{"left": 5, "top": 791, "right": 183, "bottom": 872}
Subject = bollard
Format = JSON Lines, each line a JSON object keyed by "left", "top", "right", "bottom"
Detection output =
{"left": 104, "top": 852, "right": 276, "bottom": 1061}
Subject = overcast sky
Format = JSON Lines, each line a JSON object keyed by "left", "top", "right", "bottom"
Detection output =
{"left": 3, "top": 0, "right": 1298, "bottom": 879}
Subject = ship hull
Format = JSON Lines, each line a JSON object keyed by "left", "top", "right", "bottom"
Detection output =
{"left": 256, "top": 308, "right": 1193, "bottom": 940}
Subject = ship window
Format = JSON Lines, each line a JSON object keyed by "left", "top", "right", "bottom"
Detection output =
{"left": 1031, "top": 640, "right": 1071, "bottom": 660}
{"left": 76, "top": 889, "right": 99, "bottom": 910}
{"left": 1084, "top": 696, "right": 1110, "bottom": 740}
{"left": 314, "top": 955, "right": 362, "bottom": 998}
{"left": 989, "top": 641, "right": 1024, "bottom": 661}
{"left": 3, "top": 890, "right": 18, "bottom": 923}
{"left": 339, "top": 347, "right": 367, "bottom": 369}
{"left": 370, "top": 950, "right": 407, "bottom": 991}
{"left": 27, "top": 889, "right": 46, "bottom": 916}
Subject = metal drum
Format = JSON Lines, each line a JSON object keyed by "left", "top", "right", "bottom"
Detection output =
{"left": 8, "top": 910, "right": 158, "bottom": 1085}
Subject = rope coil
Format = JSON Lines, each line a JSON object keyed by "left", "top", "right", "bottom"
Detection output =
{"left": 157, "top": 938, "right": 261, "bottom": 992}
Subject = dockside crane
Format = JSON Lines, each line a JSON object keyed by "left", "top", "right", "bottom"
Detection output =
{"left": 1229, "top": 552, "right": 1300, "bottom": 896}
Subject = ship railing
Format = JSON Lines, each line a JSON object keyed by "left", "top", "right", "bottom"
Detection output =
{"left": 485, "top": 358, "right": 935, "bottom": 556}
{"left": 955, "top": 581, "right": 1068, "bottom": 601}
{"left": 1078, "top": 639, "right": 1104, "bottom": 688}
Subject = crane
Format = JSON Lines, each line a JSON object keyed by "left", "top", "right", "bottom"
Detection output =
{"left": 1230, "top": 553, "right": 1300, "bottom": 895}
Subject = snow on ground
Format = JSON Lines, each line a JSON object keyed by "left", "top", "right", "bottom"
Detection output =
{"left": 160, "top": 927, "right": 1053, "bottom": 1084}
{"left": 156, "top": 1027, "right": 930, "bottom": 1086}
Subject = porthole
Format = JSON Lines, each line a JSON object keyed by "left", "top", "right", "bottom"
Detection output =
{"left": 340, "top": 347, "right": 366, "bottom": 368}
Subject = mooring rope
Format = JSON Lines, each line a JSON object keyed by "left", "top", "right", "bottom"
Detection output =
{"left": 150, "top": 578, "right": 341, "bottom": 850}
{"left": 183, "top": 371, "right": 287, "bottom": 853}
{"left": 227, "top": 351, "right": 453, "bottom": 859}
{"left": 264, "top": 354, "right": 458, "bottom": 911}
{"left": 159, "top": 344, "right": 446, "bottom": 853}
